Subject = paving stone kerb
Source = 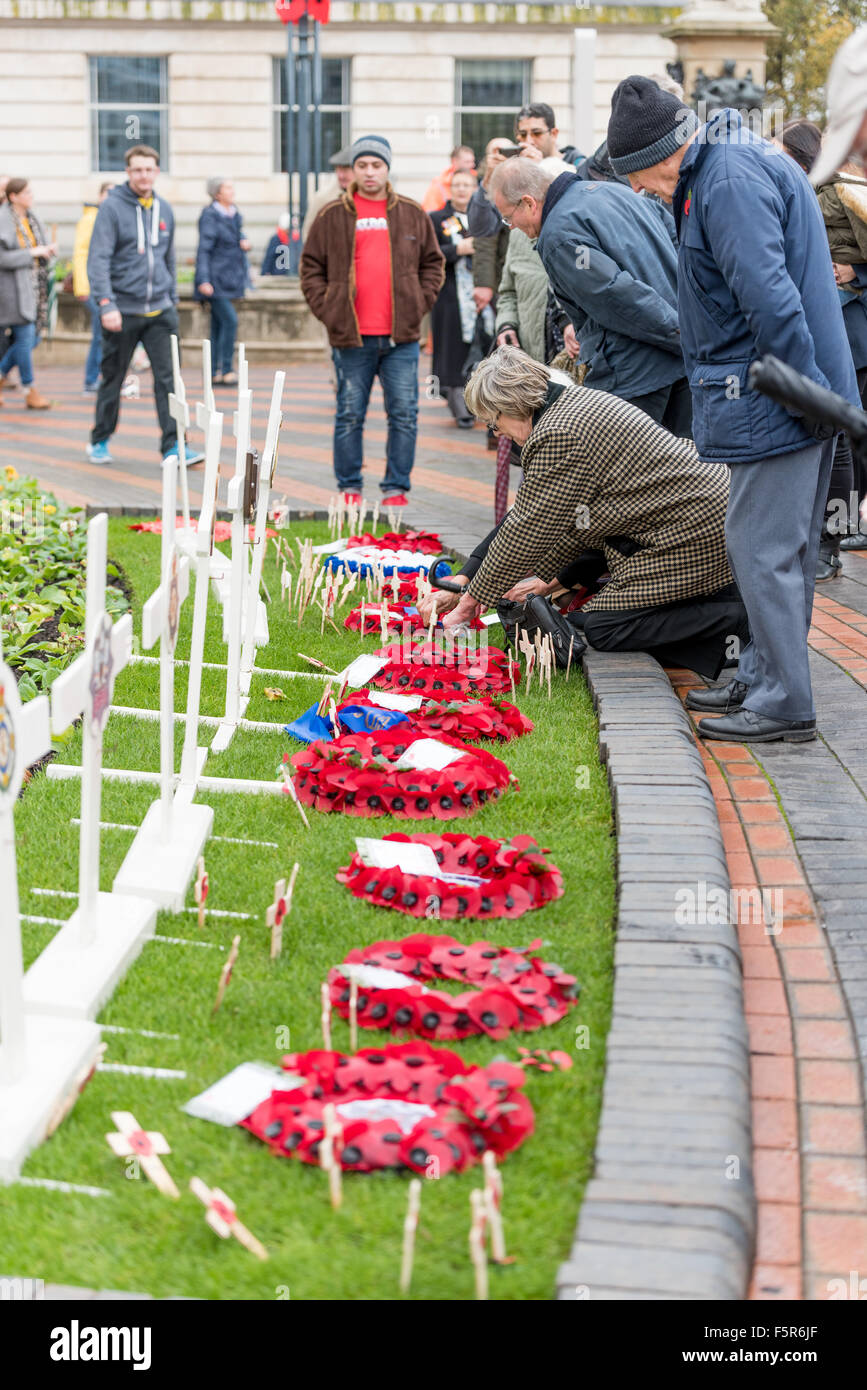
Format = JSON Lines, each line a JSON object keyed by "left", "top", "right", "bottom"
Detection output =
{"left": 556, "top": 650, "right": 755, "bottom": 1301}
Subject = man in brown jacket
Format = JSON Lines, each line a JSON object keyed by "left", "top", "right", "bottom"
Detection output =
{"left": 300, "top": 135, "right": 444, "bottom": 504}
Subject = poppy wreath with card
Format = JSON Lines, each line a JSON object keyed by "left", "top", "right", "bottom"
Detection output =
{"left": 346, "top": 529, "right": 443, "bottom": 555}
{"left": 334, "top": 692, "right": 533, "bottom": 744}
{"left": 288, "top": 725, "right": 514, "bottom": 819}
{"left": 343, "top": 602, "right": 484, "bottom": 636}
{"left": 327, "top": 931, "right": 578, "bottom": 1041}
{"left": 370, "top": 638, "right": 519, "bottom": 700}
{"left": 242, "top": 1042, "right": 533, "bottom": 1175}
{"left": 336, "top": 831, "right": 563, "bottom": 921}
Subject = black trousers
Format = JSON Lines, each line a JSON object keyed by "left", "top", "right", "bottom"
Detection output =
{"left": 627, "top": 376, "right": 693, "bottom": 440}
{"left": 91, "top": 306, "right": 179, "bottom": 455}
{"left": 577, "top": 582, "right": 749, "bottom": 682}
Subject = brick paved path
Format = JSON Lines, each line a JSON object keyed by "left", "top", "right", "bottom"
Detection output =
{"left": 671, "top": 548, "right": 867, "bottom": 1301}
{"left": 0, "top": 358, "right": 508, "bottom": 559}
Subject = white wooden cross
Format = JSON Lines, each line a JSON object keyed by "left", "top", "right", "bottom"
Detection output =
{"left": 239, "top": 372, "right": 285, "bottom": 698}
{"left": 177, "top": 398, "right": 224, "bottom": 792}
{"left": 47, "top": 514, "right": 133, "bottom": 939}
{"left": 168, "top": 333, "right": 192, "bottom": 541}
{"left": 221, "top": 344, "right": 253, "bottom": 733}
{"left": 0, "top": 663, "right": 51, "bottom": 1083}
{"left": 141, "top": 460, "right": 191, "bottom": 842}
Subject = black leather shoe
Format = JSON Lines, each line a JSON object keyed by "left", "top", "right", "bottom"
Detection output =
{"left": 497, "top": 596, "right": 586, "bottom": 668}
{"left": 840, "top": 530, "right": 867, "bottom": 551}
{"left": 816, "top": 539, "right": 842, "bottom": 581}
{"left": 685, "top": 680, "right": 749, "bottom": 714}
{"left": 698, "top": 708, "right": 817, "bottom": 743}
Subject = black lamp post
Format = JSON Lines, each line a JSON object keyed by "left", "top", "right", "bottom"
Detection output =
{"left": 284, "top": 11, "right": 324, "bottom": 275}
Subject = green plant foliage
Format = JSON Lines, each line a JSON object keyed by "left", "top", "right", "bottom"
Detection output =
{"left": 764, "top": 0, "right": 867, "bottom": 119}
{"left": 0, "top": 474, "right": 129, "bottom": 699}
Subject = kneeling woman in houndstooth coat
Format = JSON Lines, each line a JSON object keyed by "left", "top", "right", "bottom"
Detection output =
{"left": 441, "top": 345, "right": 749, "bottom": 682}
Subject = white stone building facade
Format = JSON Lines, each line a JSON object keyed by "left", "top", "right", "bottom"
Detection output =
{"left": 0, "top": 0, "right": 772, "bottom": 260}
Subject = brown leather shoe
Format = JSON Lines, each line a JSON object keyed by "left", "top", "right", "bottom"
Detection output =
{"left": 25, "top": 387, "right": 51, "bottom": 410}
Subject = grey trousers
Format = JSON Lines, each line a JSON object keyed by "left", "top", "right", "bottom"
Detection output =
{"left": 728, "top": 437, "right": 835, "bottom": 721}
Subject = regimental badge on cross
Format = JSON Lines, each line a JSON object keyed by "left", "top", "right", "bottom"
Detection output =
{"left": 0, "top": 681, "right": 16, "bottom": 796}
{"left": 189, "top": 1176, "right": 269, "bottom": 1260}
{"left": 106, "top": 1110, "right": 179, "bottom": 1198}
{"left": 88, "top": 613, "right": 114, "bottom": 735}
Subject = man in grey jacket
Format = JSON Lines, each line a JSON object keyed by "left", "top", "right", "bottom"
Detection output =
{"left": 86, "top": 144, "right": 201, "bottom": 465}
{"left": 489, "top": 158, "right": 691, "bottom": 435}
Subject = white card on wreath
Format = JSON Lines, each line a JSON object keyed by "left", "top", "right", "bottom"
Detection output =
{"left": 343, "top": 962, "right": 431, "bottom": 994}
{"left": 182, "top": 1062, "right": 302, "bottom": 1127}
{"left": 393, "top": 738, "right": 467, "bottom": 772}
{"left": 355, "top": 837, "right": 441, "bottom": 877}
{"left": 481, "top": 612, "right": 502, "bottom": 627}
{"left": 338, "top": 653, "right": 389, "bottom": 689}
{"left": 365, "top": 689, "right": 424, "bottom": 712}
{"left": 311, "top": 539, "right": 350, "bottom": 555}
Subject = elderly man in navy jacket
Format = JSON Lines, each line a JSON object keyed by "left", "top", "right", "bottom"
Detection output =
{"left": 488, "top": 157, "right": 692, "bottom": 435}
{"left": 607, "top": 78, "right": 860, "bottom": 744}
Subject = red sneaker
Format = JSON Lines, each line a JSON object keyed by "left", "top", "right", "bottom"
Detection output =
{"left": 382, "top": 493, "right": 407, "bottom": 507}
{"left": 342, "top": 492, "right": 362, "bottom": 504}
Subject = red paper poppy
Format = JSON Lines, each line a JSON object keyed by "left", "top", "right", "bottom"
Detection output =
{"left": 370, "top": 638, "right": 519, "bottom": 700}
{"left": 288, "top": 725, "right": 514, "bottom": 820}
{"left": 241, "top": 1042, "right": 533, "bottom": 1174}
{"left": 335, "top": 691, "right": 531, "bottom": 743}
{"left": 327, "top": 928, "right": 578, "bottom": 1042}
{"left": 345, "top": 529, "right": 443, "bottom": 555}
{"left": 343, "top": 603, "right": 484, "bottom": 636}
{"left": 337, "top": 830, "right": 563, "bottom": 921}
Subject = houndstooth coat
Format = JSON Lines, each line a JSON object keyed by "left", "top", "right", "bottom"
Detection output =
{"left": 468, "top": 385, "right": 732, "bottom": 612}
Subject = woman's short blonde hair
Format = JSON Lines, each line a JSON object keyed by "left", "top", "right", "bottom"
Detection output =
{"left": 463, "top": 344, "right": 551, "bottom": 424}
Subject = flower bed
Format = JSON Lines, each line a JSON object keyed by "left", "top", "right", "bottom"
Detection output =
{"left": 0, "top": 474, "right": 128, "bottom": 698}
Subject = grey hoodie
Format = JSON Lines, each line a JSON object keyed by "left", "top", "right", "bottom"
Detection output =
{"left": 86, "top": 181, "right": 177, "bottom": 317}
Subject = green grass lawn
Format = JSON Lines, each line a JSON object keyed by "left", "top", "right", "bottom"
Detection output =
{"left": 4, "top": 516, "right": 615, "bottom": 1301}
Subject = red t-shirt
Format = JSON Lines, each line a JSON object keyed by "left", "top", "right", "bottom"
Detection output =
{"left": 353, "top": 193, "right": 393, "bottom": 336}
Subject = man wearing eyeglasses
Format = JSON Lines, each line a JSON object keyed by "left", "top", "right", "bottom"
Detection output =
{"left": 489, "top": 157, "right": 691, "bottom": 436}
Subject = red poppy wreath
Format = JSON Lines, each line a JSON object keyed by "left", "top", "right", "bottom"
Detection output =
{"left": 288, "top": 726, "right": 514, "bottom": 819}
{"left": 336, "top": 692, "right": 533, "bottom": 743}
{"left": 242, "top": 1042, "right": 533, "bottom": 1174}
{"left": 327, "top": 931, "right": 578, "bottom": 1041}
{"left": 346, "top": 529, "right": 443, "bottom": 556}
{"left": 370, "top": 639, "right": 519, "bottom": 699}
{"left": 337, "top": 831, "right": 562, "bottom": 921}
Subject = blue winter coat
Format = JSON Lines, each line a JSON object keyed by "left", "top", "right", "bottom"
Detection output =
{"left": 672, "top": 109, "right": 860, "bottom": 464}
{"left": 194, "top": 202, "right": 250, "bottom": 300}
{"left": 535, "top": 173, "right": 684, "bottom": 399}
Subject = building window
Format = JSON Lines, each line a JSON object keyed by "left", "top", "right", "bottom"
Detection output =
{"left": 273, "top": 56, "right": 351, "bottom": 175}
{"left": 455, "top": 59, "right": 530, "bottom": 160}
{"left": 89, "top": 57, "right": 168, "bottom": 172}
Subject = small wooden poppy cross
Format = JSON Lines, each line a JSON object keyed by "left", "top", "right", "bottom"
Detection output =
{"left": 106, "top": 1111, "right": 179, "bottom": 1198}
{"left": 213, "top": 934, "right": 241, "bottom": 1013}
{"left": 266, "top": 863, "right": 299, "bottom": 961}
{"left": 194, "top": 856, "right": 209, "bottom": 930}
{"left": 189, "top": 1177, "right": 269, "bottom": 1260}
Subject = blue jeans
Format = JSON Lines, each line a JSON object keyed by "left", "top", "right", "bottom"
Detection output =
{"left": 85, "top": 297, "right": 102, "bottom": 388}
{"left": 332, "top": 337, "right": 419, "bottom": 495}
{"left": 209, "top": 297, "right": 237, "bottom": 376}
{"left": 0, "top": 322, "right": 39, "bottom": 387}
